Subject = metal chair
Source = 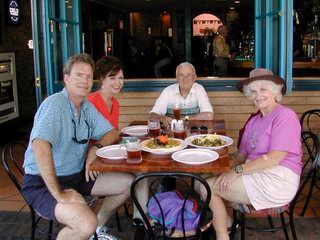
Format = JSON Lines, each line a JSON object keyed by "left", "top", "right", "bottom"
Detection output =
{"left": 299, "top": 130, "right": 320, "bottom": 216}
{"left": 1, "top": 138, "right": 57, "bottom": 240}
{"left": 229, "top": 131, "right": 319, "bottom": 240}
{"left": 130, "top": 172, "right": 213, "bottom": 240}
{"left": 300, "top": 109, "right": 320, "bottom": 133}
{"left": 300, "top": 109, "right": 320, "bottom": 170}
{"left": 2, "top": 138, "right": 101, "bottom": 239}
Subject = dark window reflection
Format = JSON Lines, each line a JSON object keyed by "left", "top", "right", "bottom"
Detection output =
{"left": 81, "top": 0, "right": 320, "bottom": 78}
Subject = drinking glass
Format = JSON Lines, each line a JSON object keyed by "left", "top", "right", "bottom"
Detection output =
{"left": 172, "top": 120, "right": 186, "bottom": 140}
{"left": 125, "top": 140, "right": 142, "bottom": 164}
{"left": 148, "top": 119, "right": 161, "bottom": 138}
{"left": 173, "top": 102, "right": 181, "bottom": 120}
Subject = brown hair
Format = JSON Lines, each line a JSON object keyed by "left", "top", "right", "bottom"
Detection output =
{"left": 63, "top": 53, "right": 95, "bottom": 75}
{"left": 95, "top": 56, "right": 124, "bottom": 85}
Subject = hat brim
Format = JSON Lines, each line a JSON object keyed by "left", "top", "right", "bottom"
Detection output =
{"left": 237, "top": 75, "right": 287, "bottom": 95}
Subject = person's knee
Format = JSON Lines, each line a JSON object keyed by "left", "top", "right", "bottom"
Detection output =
{"left": 122, "top": 173, "right": 135, "bottom": 196}
{"left": 77, "top": 212, "right": 98, "bottom": 237}
{"left": 198, "top": 183, "right": 210, "bottom": 200}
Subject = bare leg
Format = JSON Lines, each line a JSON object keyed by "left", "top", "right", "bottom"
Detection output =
{"left": 132, "top": 173, "right": 149, "bottom": 219}
{"left": 91, "top": 172, "right": 134, "bottom": 225}
{"left": 55, "top": 203, "right": 97, "bottom": 240}
{"left": 199, "top": 176, "right": 250, "bottom": 240}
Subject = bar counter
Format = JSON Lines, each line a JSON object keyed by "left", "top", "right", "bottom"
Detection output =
{"left": 231, "top": 60, "right": 320, "bottom": 69}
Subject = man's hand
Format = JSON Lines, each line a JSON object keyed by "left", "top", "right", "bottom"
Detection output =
{"left": 57, "top": 189, "right": 86, "bottom": 204}
{"left": 85, "top": 146, "right": 99, "bottom": 182}
{"left": 85, "top": 129, "right": 119, "bottom": 182}
{"left": 214, "top": 170, "right": 238, "bottom": 192}
{"left": 161, "top": 116, "right": 172, "bottom": 128}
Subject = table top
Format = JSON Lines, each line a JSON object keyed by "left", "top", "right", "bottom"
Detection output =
{"left": 89, "top": 119, "right": 230, "bottom": 174}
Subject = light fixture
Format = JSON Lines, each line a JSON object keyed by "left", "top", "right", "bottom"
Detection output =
{"left": 230, "top": 7, "right": 235, "bottom": 10}
{"left": 235, "top": 1, "right": 240, "bottom": 3}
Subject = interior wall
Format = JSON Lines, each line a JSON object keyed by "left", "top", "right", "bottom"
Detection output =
{"left": 0, "top": 0, "right": 36, "bottom": 126}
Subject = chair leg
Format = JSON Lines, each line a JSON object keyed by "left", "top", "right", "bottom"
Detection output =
{"left": 280, "top": 213, "right": 290, "bottom": 240}
{"left": 267, "top": 215, "right": 275, "bottom": 230}
{"left": 31, "top": 210, "right": 36, "bottom": 240}
{"left": 289, "top": 211, "right": 298, "bottom": 240}
{"left": 48, "top": 220, "right": 53, "bottom": 240}
{"left": 229, "top": 209, "right": 238, "bottom": 240}
{"left": 124, "top": 202, "right": 130, "bottom": 216}
{"left": 240, "top": 213, "right": 245, "bottom": 240}
{"left": 301, "top": 170, "right": 317, "bottom": 216}
{"left": 115, "top": 211, "right": 122, "bottom": 232}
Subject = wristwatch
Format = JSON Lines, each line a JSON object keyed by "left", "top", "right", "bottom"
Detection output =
{"left": 235, "top": 164, "right": 243, "bottom": 174}
{"left": 93, "top": 143, "right": 103, "bottom": 149}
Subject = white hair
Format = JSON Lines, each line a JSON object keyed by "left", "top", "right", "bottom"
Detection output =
{"left": 243, "top": 80, "right": 283, "bottom": 102}
{"left": 175, "top": 62, "right": 196, "bottom": 76}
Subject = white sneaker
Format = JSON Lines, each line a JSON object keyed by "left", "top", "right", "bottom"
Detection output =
{"left": 90, "top": 226, "right": 120, "bottom": 240}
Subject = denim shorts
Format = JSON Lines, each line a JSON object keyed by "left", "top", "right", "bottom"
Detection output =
{"left": 22, "top": 171, "right": 95, "bottom": 222}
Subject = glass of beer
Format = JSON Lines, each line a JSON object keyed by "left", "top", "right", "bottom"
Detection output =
{"left": 173, "top": 102, "right": 181, "bottom": 120}
{"left": 172, "top": 120, "right": 187, "bottom": 140}
{"left": 148, "top": 119, "right": 161, "bottom": 138}
{"left": 125, "top": 140, "right": 142, "bottom": 164}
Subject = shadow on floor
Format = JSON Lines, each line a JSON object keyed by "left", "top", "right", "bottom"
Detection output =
{"left": 1, "top": 211, "right": 320, "bottom": 240}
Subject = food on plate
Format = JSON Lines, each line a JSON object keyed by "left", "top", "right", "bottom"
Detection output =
{"left": 146, "top": 135, "right": 180, "bottom": 149}
{"left": 191, "top": 134, "right": 226, "bottom": 147}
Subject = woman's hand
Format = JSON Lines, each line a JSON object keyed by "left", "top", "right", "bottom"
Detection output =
{"left": 215, "top": 170, "right": 238, "bottom": 192}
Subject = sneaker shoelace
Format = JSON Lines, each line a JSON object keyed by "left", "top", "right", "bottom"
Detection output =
{"left": 96, "top": 227, "right": 120, "bottom": 240}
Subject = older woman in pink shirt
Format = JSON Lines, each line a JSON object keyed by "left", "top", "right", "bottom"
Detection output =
{"left": 201, "top": 68, "right": 302, "bottom": 240}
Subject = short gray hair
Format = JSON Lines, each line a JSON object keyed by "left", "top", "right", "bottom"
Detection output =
{"left": 63, "top": 53, "right": 95, "bottom": 75}
{"left": 243, "top": 80, "right": 283, "bottom": 102}
{"left": 175, "top": 62, "right": 196, "bottom": 76}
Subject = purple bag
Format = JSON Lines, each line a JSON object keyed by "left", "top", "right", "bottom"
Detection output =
{"left": 147, "top": 191, "right": 200, "bottom": 232}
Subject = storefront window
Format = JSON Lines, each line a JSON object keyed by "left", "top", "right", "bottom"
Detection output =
{"left": 81, "top": 0, "right": 256, "bottom": 78}
{"left": 293, "top": 0, "right": 320, "bottom": 77}
{"left": 81, "top": 0, "right": 319, "bottom": 79}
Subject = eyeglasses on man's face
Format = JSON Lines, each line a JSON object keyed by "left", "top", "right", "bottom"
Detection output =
{"left": 72, "top": 72, "right": 94, "bottom": 82}
{"left": 72, "top": 119, "right": 90, "bottom": 144}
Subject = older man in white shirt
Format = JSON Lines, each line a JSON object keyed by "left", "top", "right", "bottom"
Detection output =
{"left": 150, "top": 62, "right": 214, "bottom": 127}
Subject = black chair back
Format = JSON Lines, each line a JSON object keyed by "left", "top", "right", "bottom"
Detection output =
{"left": 130, "top": 172, "right": 212, "bottom": 240}
{"left": 2, "top": 138, "right": 28, "bottom": 194}
{"left": 293, "top": 131, "right": 320, "bottom": 217}
{"left": 2, "top": 138, "right": 56, "bottom": 240}
{"left": 300, "top": 109, "right": 320, "bottom": 133}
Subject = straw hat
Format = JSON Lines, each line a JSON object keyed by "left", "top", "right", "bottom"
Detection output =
{"left": 237, "top": 68, "right": 287, "bottom": 95}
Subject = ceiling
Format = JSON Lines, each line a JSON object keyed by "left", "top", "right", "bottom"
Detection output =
{"left": 91, "top": 0, "right": 253, "bottom": 12}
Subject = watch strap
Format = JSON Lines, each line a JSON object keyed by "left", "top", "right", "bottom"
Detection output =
{"left": 94, "top": 143, "right": 103, "bottom": 149}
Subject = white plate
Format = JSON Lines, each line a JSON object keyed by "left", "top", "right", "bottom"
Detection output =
{"left": 171, "top": 149, "right": 219, "bottom": 165}
{"left": 185, "top": 134, "right": 233, "bottom": 150}
{"left": 121, "top": 125, "right": 148, "bottom": 137}
{"left": 96, "top": 145, "right": 126, "bottom": 160}
{"left": 141, "top": 138, "right": 187, "bottom": 155}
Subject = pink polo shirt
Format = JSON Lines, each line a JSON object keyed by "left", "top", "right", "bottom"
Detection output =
{"left": 239, "top": 105, "right": 302, "bottom": 175}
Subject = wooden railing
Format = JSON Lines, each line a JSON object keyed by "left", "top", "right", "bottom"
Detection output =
{"left": 118, "top": 90, "right": 320, "bottom": 154}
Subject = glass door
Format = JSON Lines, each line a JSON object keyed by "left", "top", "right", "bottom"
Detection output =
{"left": 32, "top": 0, "right": 81, "bottom": 105}
{"left": 255, "top": 0, "right": 293, "bottom": 91}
